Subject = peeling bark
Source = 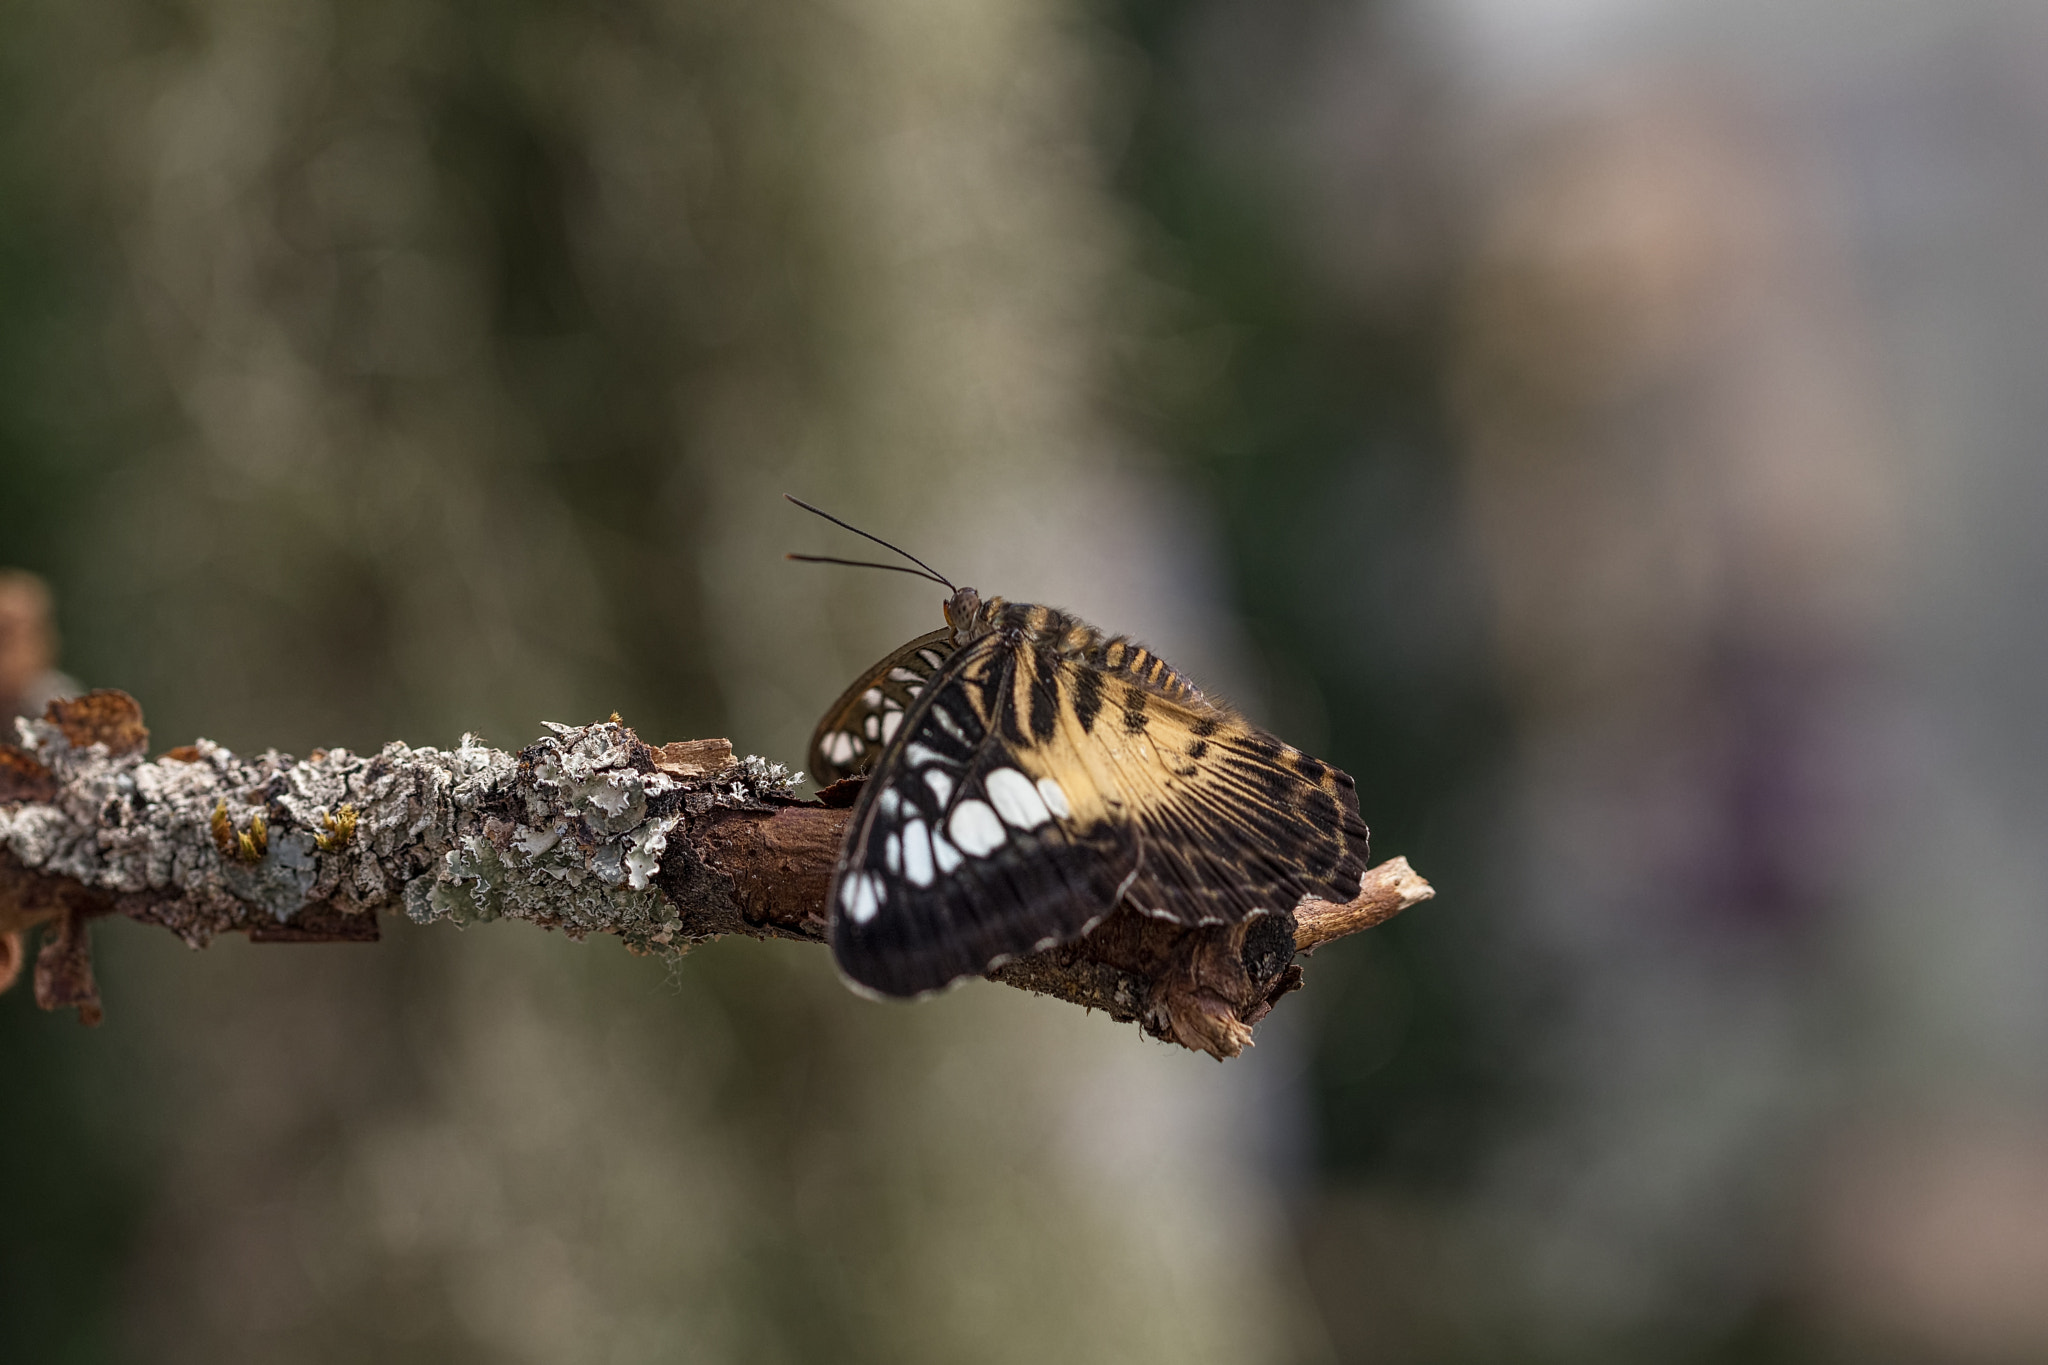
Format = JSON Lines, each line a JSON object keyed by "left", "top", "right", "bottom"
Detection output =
{"left": 0, "top": 691, "right": 1431, "bottom": 1058}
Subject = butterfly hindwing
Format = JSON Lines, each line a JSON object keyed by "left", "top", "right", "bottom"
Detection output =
{"left": 828, "top": 604, "right": 1371, "bottom": 998}
{"left": 1016, "top": 635, "right": 1371, "bottom": 931}
{"left": 808, "top": 628, "right": 959, "bottom": 784}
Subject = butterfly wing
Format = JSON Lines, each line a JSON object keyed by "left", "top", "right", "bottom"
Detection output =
{"left": 807, "top": 628, "right": 959, "bottom": 783}
{"left": 1053, "top": 661, "right": 1372, "bottom": 929}
{"left": 829, "top": 631, "right": 1138, "bottom": 996}
{"left": 828, "top": 622, "right": 1370, "bottom": 997}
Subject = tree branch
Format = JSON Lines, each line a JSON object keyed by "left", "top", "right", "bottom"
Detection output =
{"left": 0, "top": 691, "right": 1431, "bottom": 1058}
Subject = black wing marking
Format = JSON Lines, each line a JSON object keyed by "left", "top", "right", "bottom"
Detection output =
{"left": 828, "top": 632, "right": 1135, "bottom": 998}
{"left": 807, "top": 627, "right": 959, "bottom": 784}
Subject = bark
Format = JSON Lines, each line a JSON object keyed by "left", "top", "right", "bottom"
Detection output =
{"left": 0, "top": 691, "right": 1432, "bottom": 1058}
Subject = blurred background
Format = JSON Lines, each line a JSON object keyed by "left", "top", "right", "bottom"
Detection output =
{"left": 2, "top": 0, "right": 2044, "bottom": 1360}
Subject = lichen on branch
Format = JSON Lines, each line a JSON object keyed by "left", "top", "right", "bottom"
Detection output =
{"left": 0, "top": 691, "right": 1431, "bottom": 1058}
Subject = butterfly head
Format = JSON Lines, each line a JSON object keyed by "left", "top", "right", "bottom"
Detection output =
{"left": 943, "top": 586, "right": 985, "bottom": 643}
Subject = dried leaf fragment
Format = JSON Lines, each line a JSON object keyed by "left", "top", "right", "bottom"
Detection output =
{"left": 45, "top": 689, "right": 149, "bottom": 756}
{"left": 33, "top": 908, "right": 102, "bottom": 1026}
{"left": 653, "top": 738, "right": 735, "bottom": 777}
{"left": 0, "top": 745, "right": 58, "bottom": 805}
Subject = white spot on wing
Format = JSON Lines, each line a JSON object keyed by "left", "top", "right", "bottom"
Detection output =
{"left": 948, "top": 799, "right": 1007, "bottom": 856}
{"left": 884, "top": 832, "right": 901, "bottom": 873}
{"left": 925, "top": 768, "right": 955, "bottom": 809}
{"left": 902, "top": 819, "right": 933, "bottom": 886}
{"left": 918, "top": 649, "right": 945, "bottom": 667}
{"left": 889, "top": 667, "right": 922, "bottom": 683}
{"left": 878, "top": 788, "right": 901, "bottom": 817}
{"left": 881, "top": 710, "right": 904, "bottom": 743}
{"left": 862, "top": 687, "right": 884, "bottom": 707}
{"left": 840, "top": 872, "right": 882, "bottom": 924}
{"left": 824, "top": 731, "right": 860, "bottom": 766}
{"left": 984, "top": 767, "right": 1051, "bottom": 829}
{"left": 863, "top": 714, "right": 881, "bottom": 740}
{"left": 932, "top": 831, "right": 963, "bottom": 874}
{"left": 903, "top": 741, "right": 944, "bottom": 769}
{"left": 1036, "top": 776, "right": 1071, "bottom": 819}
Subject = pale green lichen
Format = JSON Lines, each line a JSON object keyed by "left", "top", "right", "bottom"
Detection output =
{"left": 222, "top": 828, "right": 319, "bottom": 922}
{"left": 0, "top": 712, "right": 788, "bottom": 949}
{"left": 404, "top": 718, "right": 792, "bottom": 952}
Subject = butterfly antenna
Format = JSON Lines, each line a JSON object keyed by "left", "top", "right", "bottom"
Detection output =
{"left": 784, "top": 494, "right": 956, "bottom": 589}
{"left": 784, "top": 553, "right": 949, "bottom": 586}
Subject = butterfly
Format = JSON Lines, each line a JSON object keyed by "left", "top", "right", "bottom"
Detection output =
{"left": 790, "top": 496, "right": 1372, "bottom": 999}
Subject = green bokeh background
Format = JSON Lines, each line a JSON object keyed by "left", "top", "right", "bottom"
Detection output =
{"left": 5, "top": 0, "right": 2039, "bottom": 1361}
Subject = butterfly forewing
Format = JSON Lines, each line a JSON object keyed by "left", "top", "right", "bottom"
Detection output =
{"left": 807, "top": 628, "right": 959, "bottom": 784}
{"left": 827, "top": 605, "right": 1371, "bottom": 998}
{"left": 831, "top": 631, "right": 1137, "bottom": 997}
